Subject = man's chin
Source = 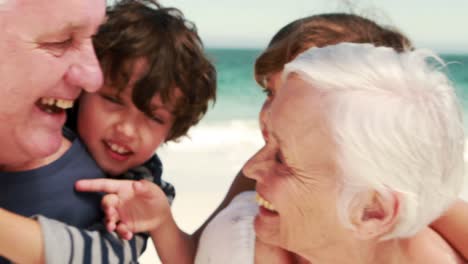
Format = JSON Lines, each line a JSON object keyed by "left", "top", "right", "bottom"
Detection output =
{"left": 25, "top": 129, "right": 65, "bottom": 159}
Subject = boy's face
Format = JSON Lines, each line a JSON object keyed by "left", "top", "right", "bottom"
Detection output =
{"left": 78, "top": 59, "right": 177, "bottom": 175}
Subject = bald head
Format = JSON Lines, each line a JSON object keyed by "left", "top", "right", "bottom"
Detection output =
{"left": 0, "top": 0, "right": 13, "bottom": 11}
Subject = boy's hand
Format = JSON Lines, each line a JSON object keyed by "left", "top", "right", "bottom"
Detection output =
{"left": 76, "top": 179, "right": 171, "bottom": 239}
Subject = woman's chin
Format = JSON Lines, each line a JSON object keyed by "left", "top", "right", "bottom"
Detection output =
{"left": 254, "top": 212, "right": 281, "bottom": 245}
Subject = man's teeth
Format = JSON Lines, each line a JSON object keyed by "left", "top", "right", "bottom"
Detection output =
{"left": 108, "top": 142, "right": 130, "bottom": 154}
{"left": 40, "top": 98, "right": 74, "bottom": 109}
{"left": 255, "top": 193, "right": 277, "bottom": 212}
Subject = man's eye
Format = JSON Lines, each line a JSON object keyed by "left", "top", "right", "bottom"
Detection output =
{"left": 42, "top": 38, "right": 74, "bottom": 56}
{"left": 50, "top": 38, "right": 73, "bottom": 49}
{"left": 101, "top": 94, "right": 123, "bottom": 105}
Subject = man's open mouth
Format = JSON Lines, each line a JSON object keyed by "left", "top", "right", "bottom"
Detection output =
{"left": 36, "top": 97, "right": 74, "bottom": 114}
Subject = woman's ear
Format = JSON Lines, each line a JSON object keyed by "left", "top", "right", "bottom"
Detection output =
{"left": 350, "top": 190, "right": 400, "bottom": 240}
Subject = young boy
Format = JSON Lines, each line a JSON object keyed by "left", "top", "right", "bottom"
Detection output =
{"left": 0, "top": 0, "right": 216, "bottom": 263}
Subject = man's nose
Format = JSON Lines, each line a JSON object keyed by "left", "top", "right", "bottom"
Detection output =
{"left": 64, "top": 39, "right": 103, "bottom": 93}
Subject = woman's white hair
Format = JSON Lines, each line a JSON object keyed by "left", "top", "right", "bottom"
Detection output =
{"left": 283, "top": 43, "right": 464, "bottom": 239}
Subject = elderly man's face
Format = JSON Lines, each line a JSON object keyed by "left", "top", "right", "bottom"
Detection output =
{"left": 244, "top": 76, "right": 350, "bottom": 256}
{"left": 0, "top": 0, "right": 105, "bottom": 170}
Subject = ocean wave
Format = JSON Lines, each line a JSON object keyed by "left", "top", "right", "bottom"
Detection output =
{"left": 163, "top": 119, "right": 468, "bottom": 162}
{"left": 162, "top": 119, "right": 264, "bottom": 152}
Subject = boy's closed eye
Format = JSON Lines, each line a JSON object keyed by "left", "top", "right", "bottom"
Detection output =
{"left": 100, "top": 93, "right": 124, "bottom": 105}
{"left": 148, "top": 104, "right": 173, "bottom": 126}
{"left": 147, "top": 113, "right": 166, "bottom": 125}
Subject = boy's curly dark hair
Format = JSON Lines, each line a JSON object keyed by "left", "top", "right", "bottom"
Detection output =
{"left": 94, "top": 0, "right": 216, "bottom": 141}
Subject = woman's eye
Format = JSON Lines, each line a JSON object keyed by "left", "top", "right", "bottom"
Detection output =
{"left": 275, "top": 151, "right": 284, "bottom": 164}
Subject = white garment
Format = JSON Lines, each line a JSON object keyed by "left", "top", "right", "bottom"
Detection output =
{"left": 195, "top": 191, "right": 258, "bottom": 264}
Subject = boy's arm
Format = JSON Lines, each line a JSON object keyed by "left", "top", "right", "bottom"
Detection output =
{"left": 431, "top": 200, "right": 468, "bottom": 260}
{"left": 150, "top": 213, "right": 195, "bottom": 264}
{"left": 0, "top": 208, "right": 147, "bottom": 264}
{"left": 38, "top": 216, "right": 147, "bottom": 264}
{"left": 191, "top": 169, "right": 256, "bottom": 245}
{"left": 76, "top": 179, "right": 198, "bottom": 263}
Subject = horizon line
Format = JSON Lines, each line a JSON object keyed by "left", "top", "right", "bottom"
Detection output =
{"left": 204, "top": 46, "right": 468, "bottom": 55}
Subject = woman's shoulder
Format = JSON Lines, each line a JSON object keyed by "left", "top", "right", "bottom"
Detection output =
{"left": 195, "top": 191, "right": 258, "bottom": 264}
{"left": 405, "top": 227, "right": 464, "bottom": 264}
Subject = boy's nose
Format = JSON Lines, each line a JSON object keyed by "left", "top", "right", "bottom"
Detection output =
{"left": 115, "top": 119, "right": 137, "bottom": 139}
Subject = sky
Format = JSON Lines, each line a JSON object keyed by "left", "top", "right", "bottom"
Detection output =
{"left": 158, "top": 0, "right": 468, "bottom": 53}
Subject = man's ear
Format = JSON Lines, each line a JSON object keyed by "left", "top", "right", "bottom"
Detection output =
{"left": 350, "top": 190, "right": 400, "bottom": 240}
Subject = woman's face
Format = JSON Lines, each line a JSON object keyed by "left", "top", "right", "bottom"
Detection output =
{"left": 244, "top": 76, "right": 349, "bottom": 256}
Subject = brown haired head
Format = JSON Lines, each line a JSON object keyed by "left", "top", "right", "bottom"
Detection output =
{"left": 94, "top": 0, "right": 216, "bottom": 141}
{"left": 254, "top": 13, "right": 413, "bottom": 86}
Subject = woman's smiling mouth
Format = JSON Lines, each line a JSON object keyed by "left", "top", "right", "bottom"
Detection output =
{"left": 255, "top": 193, "right": 277, "bottom": 212}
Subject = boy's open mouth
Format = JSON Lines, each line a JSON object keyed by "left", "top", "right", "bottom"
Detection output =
{"left": 36, "top": 97, "right": 74, "bottom": 114}
{"left": 104, "top": 141, "right": 133, "bottom": 156}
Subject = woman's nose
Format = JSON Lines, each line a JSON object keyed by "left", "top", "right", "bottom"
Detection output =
{"left": 242, "top": 147, "right": 270, "bottom": 183}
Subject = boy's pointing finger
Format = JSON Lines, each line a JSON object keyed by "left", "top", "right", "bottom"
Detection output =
{"left": 75, "top": 179, "right": 125, "bottom": 193}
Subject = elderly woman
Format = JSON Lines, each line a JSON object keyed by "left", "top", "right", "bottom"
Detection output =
{"left": 196, "top": 43, "right": 465, "bottom": 263}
